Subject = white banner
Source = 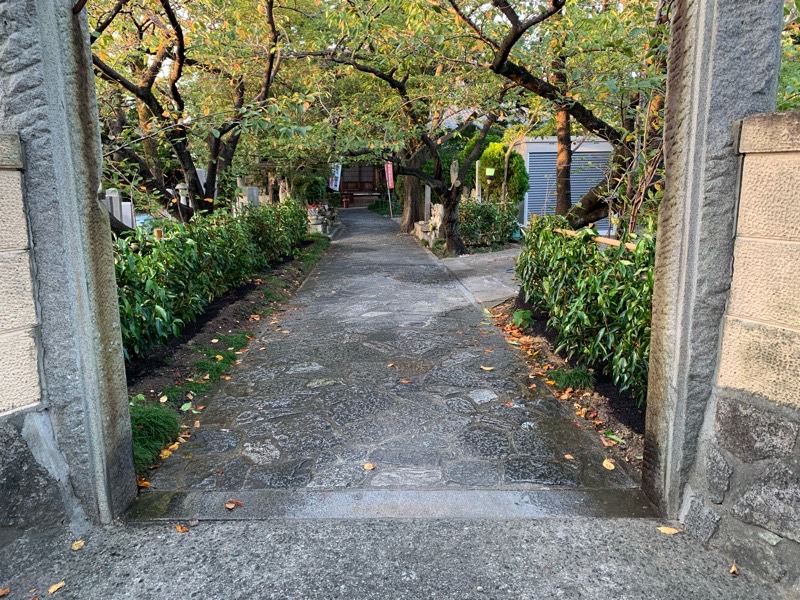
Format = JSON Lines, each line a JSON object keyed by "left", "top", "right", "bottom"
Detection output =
{"left": 329, "top": 163, "right": 342, "bottom": 191}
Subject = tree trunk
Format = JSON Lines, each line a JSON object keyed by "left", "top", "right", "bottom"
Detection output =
{"left": 400, "top": 154, "right": 425, "bottom": 233}
{"left": 555, "top": 106, "right": 572, "bottom": 215}
{"left": 442, "top": 187, "right": 467, "bottom": 255}
{"left": 551, "top": 54, "right": 572, "bottom": 216}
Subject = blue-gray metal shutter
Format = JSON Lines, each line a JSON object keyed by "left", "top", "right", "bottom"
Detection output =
{"left": 526, "top": 150, "right": 613, "bottom": 235}
{"left": 571, "top": 152, "right": 612, "bottom": 234}
{"left": 526, "top": 152, "right": 557, "bottom": 222}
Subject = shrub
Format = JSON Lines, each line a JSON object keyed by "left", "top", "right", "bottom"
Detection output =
{"left": 459, "top": 200, "right": 519, "bottom": 247}
{"left": 476, "top": 142, "right": 529, "bottom": 205}
{"left": 115, "top": 199, "right": 307, "bottom": 358}
{"left": 516, "top": 215, "right": 655, "bottom": 404}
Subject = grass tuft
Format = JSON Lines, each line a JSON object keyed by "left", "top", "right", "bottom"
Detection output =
{"left": 130, "top": 401, "right": 181, "bottom": 475}
{"left": 550, "top": 366, "right": 595, "bottom": 391}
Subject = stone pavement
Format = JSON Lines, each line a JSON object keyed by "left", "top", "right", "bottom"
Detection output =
{"left": 142, "top": 209, "right": 635, "bottom": 507}
{"left": 440, "top": 247, "right": 521, "bottom": 306}
{"left": 1, "top": 210, "right": 791, "bottom": 599}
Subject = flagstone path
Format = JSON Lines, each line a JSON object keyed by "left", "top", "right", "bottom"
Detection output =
{"left": 135, "top": 209, "right": 646, "bottom": 519}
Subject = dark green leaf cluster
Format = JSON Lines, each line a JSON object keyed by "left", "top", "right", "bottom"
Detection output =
{"left": 115, "top": 199, "right": 308, "bottom": 359}
{"left": 458, "top": 200, "right": 520, "bottom": 248}
{"left": 516, "top": 216, "right": 655, "bottom": 404}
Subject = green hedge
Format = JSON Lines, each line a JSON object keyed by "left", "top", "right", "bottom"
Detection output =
{"left": 459, "top": 200, "right": 519, "bottom": 247}
{"left": 516, "top": 216, "right": 655, "bottom": 404}
{"left": 115, "top": 199, "right": 307, "bottom": 359}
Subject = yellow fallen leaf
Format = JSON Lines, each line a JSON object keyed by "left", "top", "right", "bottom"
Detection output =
{"left": 168, "top": 443, "right": 180, "bottom": 452}
{"left": 546, "top": 380, "right": 556, "bottom": 386}
{"left": 363, "top": 463, "right": 376, "bottom": 471}
{"left": 729, "top": 560, "right": 739, "bottom": 576}
{"left": 221, "top": 375, "right": 231, "bottom": 381}
{"left": 602, "top": 458, "right": 616, "bottom": 470}
{"left": 564, "top": 454, "right": 575, "bottom": 460}
{"left": 0, "top": 588, "right": 9, "bottom": 597}
{"left": 137, "top": 476, "right": 150, "bottom": 488}
{"left": 479, "top": 366, "right": 495, "bottom": 371}
{"left": 159, "top": 395, "right": 168, "bottom": 403}
{"left": 399, "top": 378, "right": 411, "bottom": 384}
{"left": 215, "top": 355, "right": 224, "bottom": 361}
{"left": 71, "top": 540, "right": 85, "bottom": 551}
{"left": 657, "top": 526, "right": 681, "bottom": 535}
{"left": 194, "top": 420, "right": 201, "bottom": 428}
{"left": 202, "top": 374, "right": 210, "bottom": 380}
{"left": 186, "top": 393, "right": 194, "bottom": 400}
{"left": 174, "top": 524, "right": 190, "bottom": 533}
{"left": 159, "top": 449, "right": 172, "bottom": 460}
{"left": 48, "top": 581, "right": 66, "bottom": 594}
{"left": 225, "top": 499, "right": 244, "bottom": 510}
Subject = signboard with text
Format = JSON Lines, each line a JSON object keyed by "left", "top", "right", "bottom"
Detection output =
{"left": 384, "top": 162, "right": 395, "bottom": 190}
{"left": 329, "top": 163, "right": 342, "bottom": 191}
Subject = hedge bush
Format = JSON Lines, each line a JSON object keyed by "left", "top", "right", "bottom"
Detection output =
{"left": 459, "top": 200, "right": 519, "bottom": 247}
{"left": 115, "top": 199, "right": 307, "bottom": 359}
{"left": 516, "top": 215, "right": 655, "bottom": 404}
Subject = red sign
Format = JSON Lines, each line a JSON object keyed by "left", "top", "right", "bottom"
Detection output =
{"left": 384, "top": 162, "right": 395, "bottom": 190}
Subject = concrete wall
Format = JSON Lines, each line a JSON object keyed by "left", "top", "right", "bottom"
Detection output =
{"left": 0, "top": 134, "right": 39, "bottom": 414}
{"left": 0, "top": 0, "right": 136, "bottom": 533}
{"left": 678, "top": 112, "right": 800, "bottom": 589}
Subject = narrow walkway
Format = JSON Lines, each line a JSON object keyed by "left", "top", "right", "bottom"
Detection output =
{"left": 5, "top": 211, "right": 788, "bottom": 599}
{"left": 136, "top": 209, "right": 647, "bottom": 520}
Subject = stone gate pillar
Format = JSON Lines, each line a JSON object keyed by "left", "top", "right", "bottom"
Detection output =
{"left": 643, "top": 0, "right": 784, "bottom": 516}
{"left": 0, "top": 1, "right": 136, "bottom": 529}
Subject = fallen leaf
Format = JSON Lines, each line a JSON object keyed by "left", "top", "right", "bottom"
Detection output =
{"left": 70, "top": 540, "right": 84, "bottom": 551}
{"left": 211, "top": 338, "right": 219, "bottom": 343}
{"left": 221, "top": 375, "right": 231, "bottom": 381}
{"left": 399, "top": 378, "right": 411, "bottom": 384}
{"left": 214, "top": 355, "right": 224, "bottom": 361}
{"left": 194, "top": 420, "right": 201, "bottom": 428}
{"left": 363, "top": 463, "right": 376, "bottom": 471}
{"left": 503, "top": 401, "right": 515, "bottom": 407}
{"left": 159, "top": 449, "right": 172, "bottom": 460}
{"left": 168, "top": 443, "right": 180, "bottom": 452}
{"left": 159, "top": 395, "right": 168, "bottom": 403}
{"left": 225, "top": 499, "right": 244, "bottom": 510}
{"left": 564, "top": 454, "right": 575, "bottom": 460}
{"left": 186, "top": 393, "right": 194, "bottom": 400}
{"left": 602, "top": 458, "right": 616, "bottom": 470}
{"left": 657, "top": 526, "right": 681, "bottom": 536}
{"left": 137, "top": 477, "right": 150, "bottom": 488}
{"left": 249, "top": 314, "right": 261, "bottom": 321}
{"left": 47, "top": 582, "right": 65, "bottom": 594}
{"left": 575, "top": 407, "right": 588, "bottom": 419}
{"left": 600, "top": 437, "right": 618, "bottom": 447}
{"left": 479, "top": 366, "right": 495, "bottom": 371}
{"left": 545, "top": 380, "right": 556, "bottom": 386}
{"left": 202, "top": 374, "right": 210, "bottom": 380}
{"left": 729, "top": 560, "right": 739, "bottom": 576}
{"left": 559, "top": 392, "right": 571, "bottom": 401}
{"left": 0, "top": 588, "right": 8, "bottom": 597}
{"left": 174, "top": 524, "right": 190, "bottom": 533}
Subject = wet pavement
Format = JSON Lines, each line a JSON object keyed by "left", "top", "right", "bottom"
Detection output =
{"left": 142, "top": 209, "right": 637, "bottom": 515}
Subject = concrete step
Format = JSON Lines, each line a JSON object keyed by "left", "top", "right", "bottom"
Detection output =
{"left": 125, "top": 488, "right": 657, "bottom": 522}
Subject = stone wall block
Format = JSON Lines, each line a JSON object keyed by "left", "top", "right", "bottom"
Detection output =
{"left": 683, "top": 496, "right": 721, "bottom": 543}
{"left": 731, "top": 457, "right": 800, "bottom": 543}
{"left": 727, "top": 238, "right": 800, "bottom": 329}
{"left": 0, "top": 170, "right": 30, "bottom": 251}
{"left": 717, "top": 318, "right": 800, "bottom": 410}
{"left": 0, "top": 416, "right": 64, "bottom": 528}
{"left": 715, "top": 398, "right": 798, "bottom": 462}
{"left": 706, "top": 444, "right": 733, "bottom": 504}
{"left": 0, "top": 330, "right": 40, "bottom": 413}
{"left": 737, "top": 153, "right": 800, "bottom": 242}
{"left": 738, "top": 111, "right": 800, "bottom": 154}
{"left": 0, "top": 250, "right": 37, "bottom": 331}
